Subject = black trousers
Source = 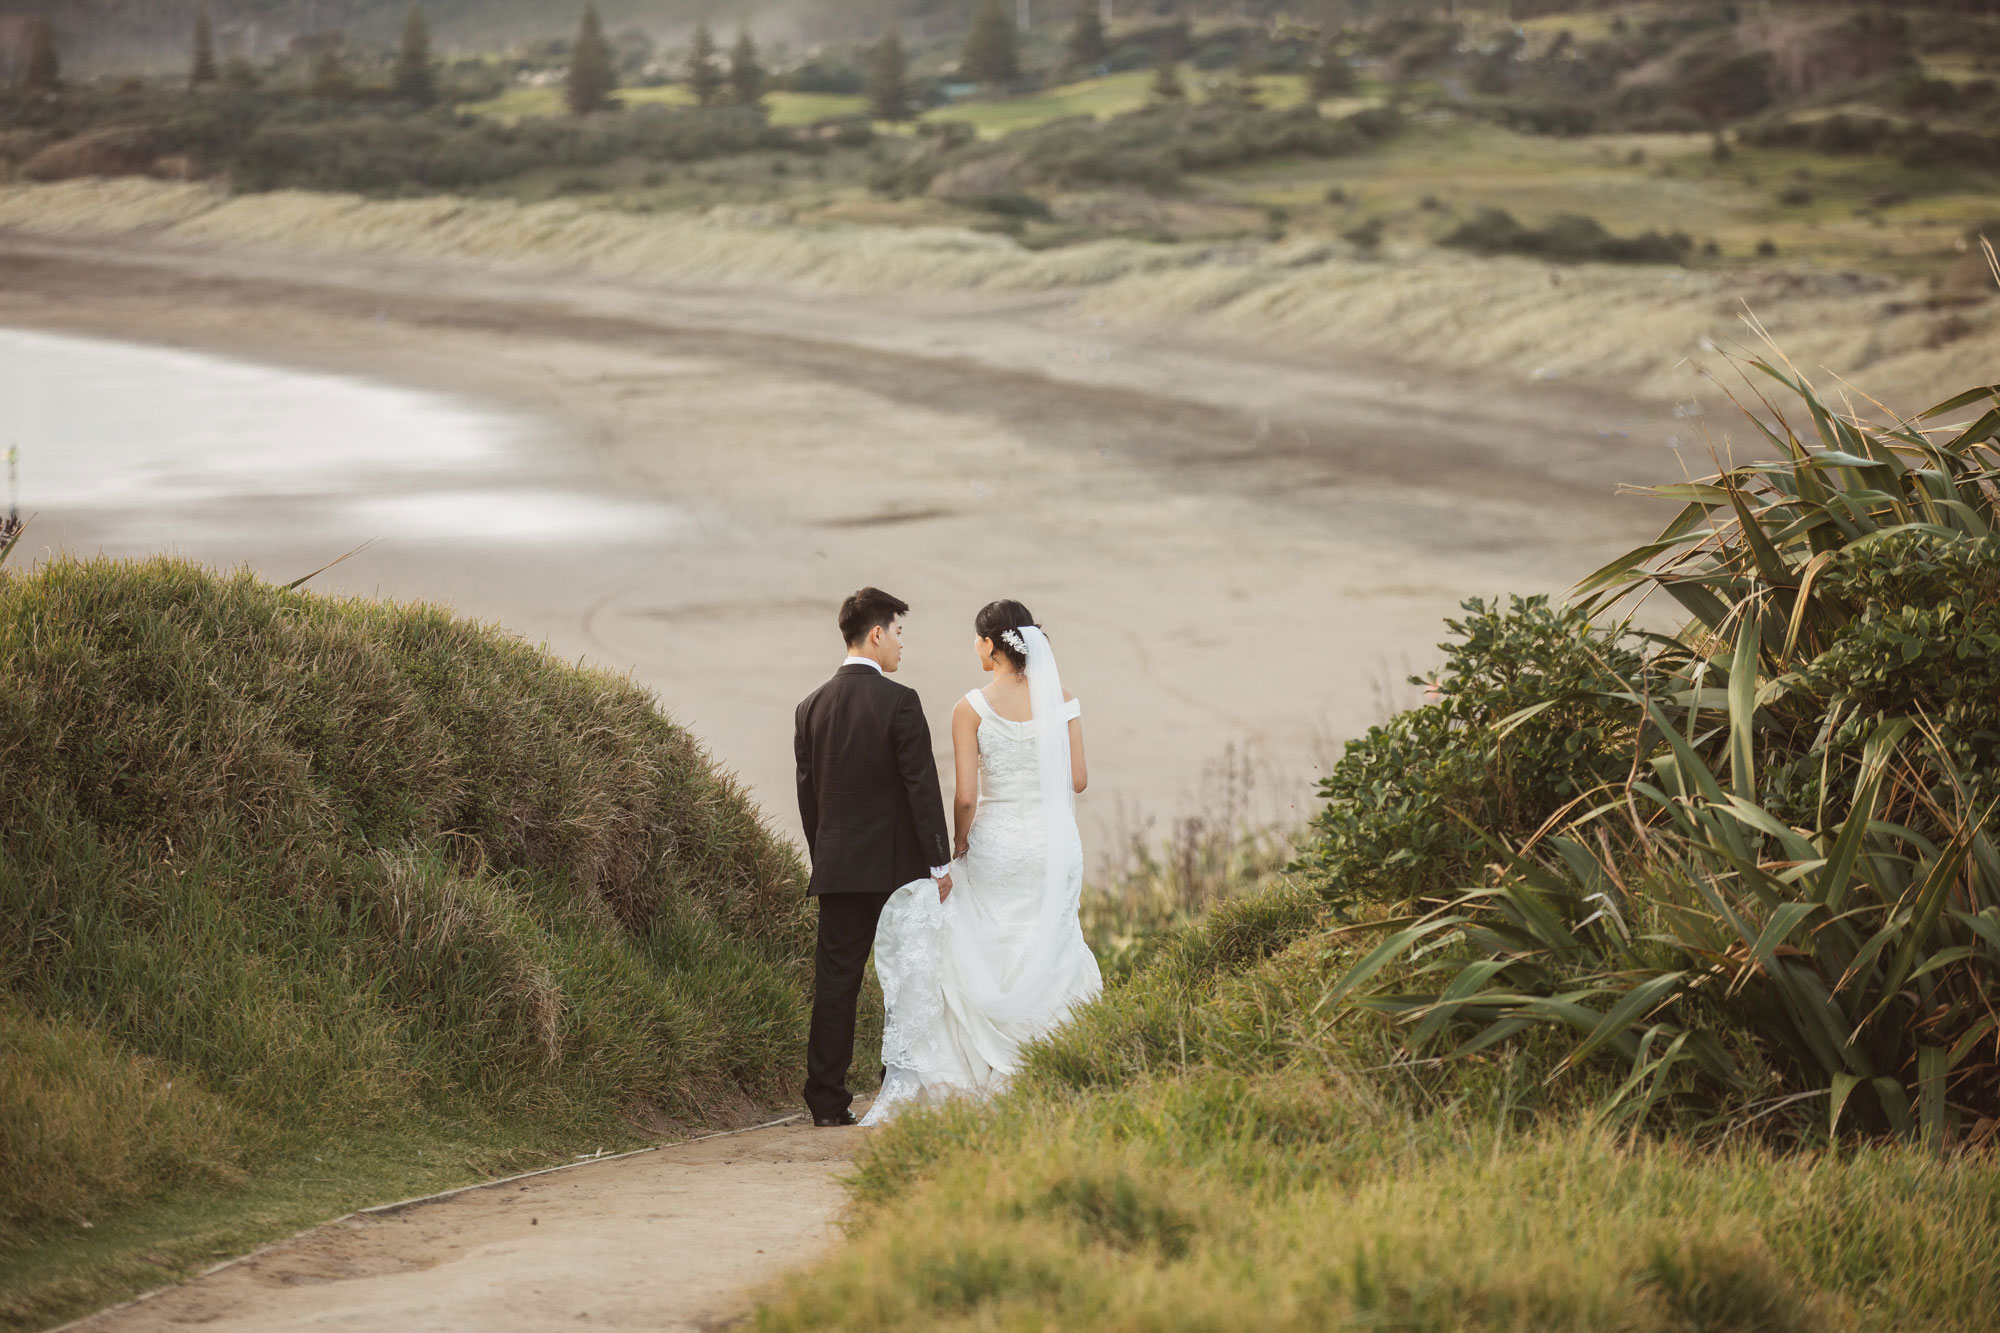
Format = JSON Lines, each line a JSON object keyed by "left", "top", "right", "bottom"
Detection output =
{"left": 804, "top": 889, "right": 894, "bottom": 1119}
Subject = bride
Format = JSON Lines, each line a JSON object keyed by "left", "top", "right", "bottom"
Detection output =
{"left": 862, "top": 600, "right": 1103, "bottom": 1125}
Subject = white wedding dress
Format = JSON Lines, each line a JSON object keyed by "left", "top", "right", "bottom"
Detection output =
{"left": 863, "top": 638, "right": 1102, "bottom": 1126}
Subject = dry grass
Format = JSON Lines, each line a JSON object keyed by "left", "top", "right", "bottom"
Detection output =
{"left": 0, "top": 1004, "right": 249, "bottom": 1236}
{"left": 1082, "top": 744, "right": 1297, "bottom": 977}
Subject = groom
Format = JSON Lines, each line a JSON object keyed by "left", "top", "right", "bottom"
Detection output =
{"left": 793, "top": 587, "right": 953, "bottom": 1127}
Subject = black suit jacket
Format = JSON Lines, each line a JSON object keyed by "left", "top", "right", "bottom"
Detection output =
{"left": 794, "top": 664, "right": 952, "bottom": 896}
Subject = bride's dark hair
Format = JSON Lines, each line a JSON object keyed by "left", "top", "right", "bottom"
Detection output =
{"left": 975, "top": 599, "right": 1038, "bottom": 673}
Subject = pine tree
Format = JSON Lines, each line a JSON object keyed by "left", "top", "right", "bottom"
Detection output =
{"left": 1309, "top": 37, "right": 1355, "bottom": 99}
{"left": 960, "top": 0, "right": 1019, "bottom": 86}
{"left": 686, "top": 20, "right": 723, "bottom": 107}
{"left": 394, "top": 4, "right": 438, "bottom": 106}
{"left": 190, "top": 0, "right": 218, "bottom": 86}
{"left": 729, "top": 29, "right": 765, "bottom": 109}
{"left": 22, "top": 19, "right": 58, "bottom": 94}
{"left": 1065, "top": 2, "right": 1107, "bottom": 70}
{"left": 866, "top": 27, "right": 912, "bottom": 122}
{"left": 566, "top": 3, "right": 617, "bottom": 115}
{"left": 1149, "top": 52, "right": 1185, "bottom": 102}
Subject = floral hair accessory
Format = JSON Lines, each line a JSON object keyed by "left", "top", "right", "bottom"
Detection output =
{"left": 1000, "top": 629, "right": 1028, "bottom": 656}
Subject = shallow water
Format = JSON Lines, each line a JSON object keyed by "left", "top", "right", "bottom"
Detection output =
{"left": 0, "top": 327, "right": 679, "bottom": 548}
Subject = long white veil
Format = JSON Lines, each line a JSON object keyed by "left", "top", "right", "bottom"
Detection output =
{"left": 940, "top": 624, "right": 1086, "bottom": 1031}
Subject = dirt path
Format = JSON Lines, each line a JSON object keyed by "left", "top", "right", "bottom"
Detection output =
{"left": 60, "top": 1120, "right": 860, "bottom": 1332}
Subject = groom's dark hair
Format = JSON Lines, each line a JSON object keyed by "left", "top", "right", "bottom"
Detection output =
{"left": 839, "top": 587, "right": 910, "bottom": 647}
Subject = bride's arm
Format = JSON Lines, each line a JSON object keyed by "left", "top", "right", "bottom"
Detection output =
{"left": 950, "top": 697, "right": 979, "bottom": 857}
{"left": 1065, "top": 690, "right": 1087, "bottom": 794}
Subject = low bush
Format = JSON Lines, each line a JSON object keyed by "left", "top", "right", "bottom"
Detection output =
{"left": 1741, "top": 113, "right": 2000, "bottom": 171}
{"left": 232, "top": 104, "right": 791, "bottom": 193}
{"left": 782, "top": 57, "right": 864, "bottom": 95}
{"left": 1440, "top": 205, "right": 1693, "bottom": 265}
{"left": 874, "top": 101, "right": 1404, "bottom": 200}
{"left": 1469, "top": 97, "right": 1600, "bottom": 136}
{"left": 0, "top": 84, "right": 802, "bottom": 195}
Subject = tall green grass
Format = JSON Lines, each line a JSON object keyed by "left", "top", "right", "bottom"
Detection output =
{"left": 761, "top": 887, "right": 2000, "bottom": 1330}
{"left": 0, "top": 556, "right": 815, "bottom": 1325}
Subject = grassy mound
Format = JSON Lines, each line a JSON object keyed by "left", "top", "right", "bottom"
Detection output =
{"left": 0, "top": 556, "right": 813, "bottom": 1327}
{"left": 756, "top": 364, "right": 2000, "bottom": 1329}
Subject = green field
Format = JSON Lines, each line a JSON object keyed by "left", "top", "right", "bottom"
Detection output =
{"left": 924, "top": 71, "right": 1313, "bottom": 138}
{"left": 462, "top": 70, "right": 1316, "bottom": 137}
{"left": 468, "top": 82, "right": 864, "bottom": 126}
{"left": 1207, "top": 117, "right": 2000, "bottom": 278}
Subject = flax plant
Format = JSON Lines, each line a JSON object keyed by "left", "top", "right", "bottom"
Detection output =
{"left": 1330, "top": 342, "right": 2000, "bottom": 1143}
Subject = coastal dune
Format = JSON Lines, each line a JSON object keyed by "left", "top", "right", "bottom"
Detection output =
{"left": 3, "top": 178, "right": 1992, "bottom": 411}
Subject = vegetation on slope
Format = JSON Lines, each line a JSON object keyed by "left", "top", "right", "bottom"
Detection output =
{"left": 0, "top": 556, "right": 816, "bottom": 1328}
{"left": 757, "top": 354, "right": 2000, "bottom": 1328}
{"left": 7, "top": 4, "right": 2000, "bottom": 279}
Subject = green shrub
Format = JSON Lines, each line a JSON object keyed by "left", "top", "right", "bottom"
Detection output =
{"left": 876, "top": 101, "right": 1403, "bottom": 200}
{"left": 1329, "top": 365, "right": 2000, "bottom": 1142}
{"left": 0, "top": 83, "right": 799, "bottom": 195}
{"left": 232, "top": 104, "right": 790, "bottom": 193}
{"left": 1741, "top": 113, "right": 2000, "bottom": 171}
{"left": 1297, "top": 596, "right": 1654, "bottom": 913}
{"left": 1441, "top": 206, "right": 1693, "bottom": 265}
{"left": 1805, "top": 533, "right": 2000, "bottom": 788}
{"left": 1473, "top": 97, "right": 1600, "bottom": 136}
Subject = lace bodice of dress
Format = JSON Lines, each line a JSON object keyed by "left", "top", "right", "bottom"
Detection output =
{"left": 964, "top": 689, "right": 1082, "bottom": 808}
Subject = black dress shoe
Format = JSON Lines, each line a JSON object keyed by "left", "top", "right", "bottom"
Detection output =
{"left": 812, "top": 1109, "right": 858, "bottom": 1127}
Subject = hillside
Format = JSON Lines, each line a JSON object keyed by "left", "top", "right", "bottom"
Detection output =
{"left": 0, "top": 556, "right": 822, "bottom": 1330}
{"left": 757, "top": 356, "right": 2000, "bottom": 1327}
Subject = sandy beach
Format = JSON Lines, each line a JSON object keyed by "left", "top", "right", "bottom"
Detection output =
{"left": 0, "top": 226, "right": 1678, "bottom": 839}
